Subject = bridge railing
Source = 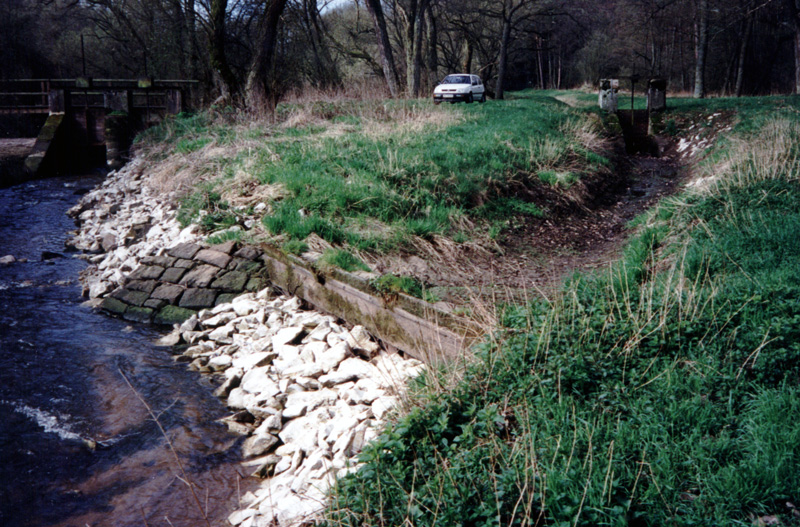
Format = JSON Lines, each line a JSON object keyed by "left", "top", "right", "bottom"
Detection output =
{"left": 0, "top": 80, "right": 51, "bottom": 113}
{"left": 0, "top": 79, "right": 198, "bottom": 115}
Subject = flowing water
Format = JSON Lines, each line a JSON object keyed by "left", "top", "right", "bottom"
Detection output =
{"left": 0, "top": 175, "right": 252, "bottom": 526}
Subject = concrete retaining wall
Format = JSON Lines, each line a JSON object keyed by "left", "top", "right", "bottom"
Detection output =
{"left": 101, "top": 240, "right": 479, "bottom": 363}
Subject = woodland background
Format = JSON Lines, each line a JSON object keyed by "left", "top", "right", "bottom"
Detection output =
{"left": 2, "top": 0, "right": 799, "bottom": 113}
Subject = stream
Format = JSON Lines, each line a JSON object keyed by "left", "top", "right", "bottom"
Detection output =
{"left": 0, "top": 174, "right": 250, "bottom": 526}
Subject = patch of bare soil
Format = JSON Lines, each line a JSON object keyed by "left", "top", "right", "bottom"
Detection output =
{"left": 445, "top": 142, "right": 683, "bottom": 302}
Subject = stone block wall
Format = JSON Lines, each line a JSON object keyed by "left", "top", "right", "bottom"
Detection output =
{"left": 101, "top": 240, "right": 270, "bottom": 325}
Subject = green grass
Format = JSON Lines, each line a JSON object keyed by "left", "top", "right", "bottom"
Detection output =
{"left": 317, "top": 249, "right": 370, "bottom": 273}
{"left": 282, "top": 239, "right": 309, "bottom": 255}
{"left": 147, "top": 92, "right": 608, "bottom": 254}
{"left": 323, "top": 102, "right": 800, "bottom": 526}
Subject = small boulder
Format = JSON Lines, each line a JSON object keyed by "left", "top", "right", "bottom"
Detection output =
{"left": 242, "top": 432, "right": 279, "bottom": 458}
{"left": 273, "top": 326, "right": 305, "bottom": 349}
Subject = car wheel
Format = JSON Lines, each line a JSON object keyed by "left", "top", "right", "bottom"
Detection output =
{"left": 433, "top": 99, "right": 441, "bottom": 105}
{"left": 466, "top": 94, "right": 474, "bottom": 104}
{"left": 479, "top": 93, "right": 486, "bottom": 103}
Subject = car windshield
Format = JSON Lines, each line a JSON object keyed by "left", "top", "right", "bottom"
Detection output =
{"left": 442, "top": 75, "right": 471, "bottom": 84}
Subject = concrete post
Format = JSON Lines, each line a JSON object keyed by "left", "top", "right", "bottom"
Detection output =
{"left": 104, "top": 90, "right": 130, "bottom": 113}
{"left": 165, "top": 89, "right": 182, "bottom": 115}
{"left": 105, "top": 114, "right": 129, "bottom": 170}
{"left": 598, "top": 79, "right": 619, "bottom": 112}
{"left": 647, "top": 78, "right": 667, "bottom": 113}
{"left": 48, "top": 90, "right": 65, "bottom": 114}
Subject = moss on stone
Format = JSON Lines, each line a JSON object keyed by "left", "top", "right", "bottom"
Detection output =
{"left": 101, "top": 296, "right": 128, "bottom": 316}
{"left": 154, "top": 305, "right": 196, "bottom": 325}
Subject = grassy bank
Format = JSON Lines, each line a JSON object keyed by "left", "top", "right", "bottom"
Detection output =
{"left": 322, "top": 97, "right": 800, "bottom": 526}
{"left": 137, "top": 92, "right": 609, "bottom": 261}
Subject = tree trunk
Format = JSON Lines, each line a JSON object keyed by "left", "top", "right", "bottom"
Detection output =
{"left": 398, "top": 0, "right": 430, "bottom": 97}
{"left": 693, "top": 0, "right": 709, "bottom": 98}
{"left": 462, "top": 38, "right": 473, "bottom": 73}
{"left": 209, "top": 0, "right": 237, "bottom": 100}
{"left": 537, "top": 35, "right": 544, "bottom": 89}
{"left": 789, "top": 0, "right": 800, "bottom": 93}
{"left": 734, "top": 14, "right": 753, "bottom": 97}
{"left": 494, "top": 11, "right": 512, "bottom": 99}
{"left": 364, "top": 0, "right": 400, "bottom": 97}
{"left": 244, "top": 0, "right": 289, "bottom": 116}
{"left": 184, "top": 0, "right": 197, "bottom": 80}
{"left": 425, "top": 3, "right": 438, "bottom": 91}
{"left": 304, "top": 0, "right": 338, "bottom": 88}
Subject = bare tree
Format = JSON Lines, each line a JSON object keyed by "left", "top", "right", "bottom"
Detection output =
{"left": 787, "top": 0, "right": 800, "bottom": 93}
{"left": 693, "top": 0, "right": 709, "bottom": 98}
{"left": 396, "top": 0, "right": 432, "bottom": 97}
{"left": 364, "top": 0, "right": 401, "bottom": 96}
{"left": 244, "top": 0, "right": 289, "bottom": 115}
{"left": 492, "top": 0, "right": 540, "bottom": 99}
{"left": 209, "top": 0, "right": 238, "bottom": 100}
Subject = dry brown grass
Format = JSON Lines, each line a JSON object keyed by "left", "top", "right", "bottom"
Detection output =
{"left": 690, "top": 118, "right": 800, "bottom": 192}
{"left": 281, "top": 78, "right": 390, "bottom": 104}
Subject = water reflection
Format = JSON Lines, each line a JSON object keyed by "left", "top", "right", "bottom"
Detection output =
{"left": 0, "top": 176, "right": 252, "bottom": 526}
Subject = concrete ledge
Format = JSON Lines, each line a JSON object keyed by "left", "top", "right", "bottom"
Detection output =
{"left": 24, "top": 113, "right": 65, "bottom": 177}
{"left": 258, "top": 245, "right": 481, "bottom": 363}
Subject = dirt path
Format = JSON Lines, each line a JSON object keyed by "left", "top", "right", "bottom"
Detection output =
{"left": 369, "top": 134, "right": 688, "bottom": 306}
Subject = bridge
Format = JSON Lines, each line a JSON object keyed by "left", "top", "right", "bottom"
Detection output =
{"left": 0, "top": 78, "right": 197, "bottom": 186}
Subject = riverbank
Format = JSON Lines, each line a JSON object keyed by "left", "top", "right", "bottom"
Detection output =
{"left": 68, "top": 155, "right": 426, "bottom": 526}
{"left": 0, "top": 138, "right": 35, "bottom": 187}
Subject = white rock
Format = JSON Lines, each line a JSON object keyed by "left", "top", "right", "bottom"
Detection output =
{"left": 233, "top": 297, "right": 261, "bottom": 317}
{"left": 232, "top": 351, "right": 275, "bottom": 371}
{"left": 258, "top": 413, "right": 283, "bottom": 434}
{"left": 294, "top": 377, "right": 321, "bottom": 390}
{"left": 279, "top": 361, "right": 324, "bottom": 379}
{"left": 332, "top": 429, "right": 355, "bottom": 455}
{"left": 208, "top": 324, "right": 235, "bottom": 342}
{"left": 346, "top": 325, "right": 380, "bottom": 356}
{"left": 241, "top": 367, "right": 280, "bottom": 397}
{"left": 371, "top": 396, "right": 398, "bottom": 420}
{"left": 227, "top": 387, "right": 247, "bottom": 410}
{"left": 273, "top": 326, "right": 304, "bottom": 350}
{"left": 228, "top": 508, "right": 257, "bottom": 526}
{"left": 203, "top": 311, "right": 236, "bottom": 327}
{"left": 306, "top": 322, "right": 332, "bottom": 342}
{"left": 211, "top": 302, "right": 235, "bottom": 315}
{"left": 88, "top": 279, "right": 112, "bottom": 299}
{"left": 208, "top": 354, "right": 233, "bottom": 371}
{"left": 319, "top": 358, "right": 381, "bottom": 387}
{"left": 273, "top": 455, "right": 292, "bottom": 475}
{"left": 179, "top": 315, "right": 198, "bottom": 333}
{"left": 326, "top": 416, "right": 359, "bottom": 445}
{"left": 279, "top": 410, "right": 332, "bottom": 454}
{"left": 281, "top": 297, "right": 302, "bottom": 312}
{"left": 283, "top": 389, "right": 338, "bottom": 419}
{"left": 316, "top": 342, "right": 350, "bottom": 374}
{"left": 272, "top": 346, "right": 303, "bottom": 375}
{"left": 242, "top": 432, "right": 279, "bottom": 458}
